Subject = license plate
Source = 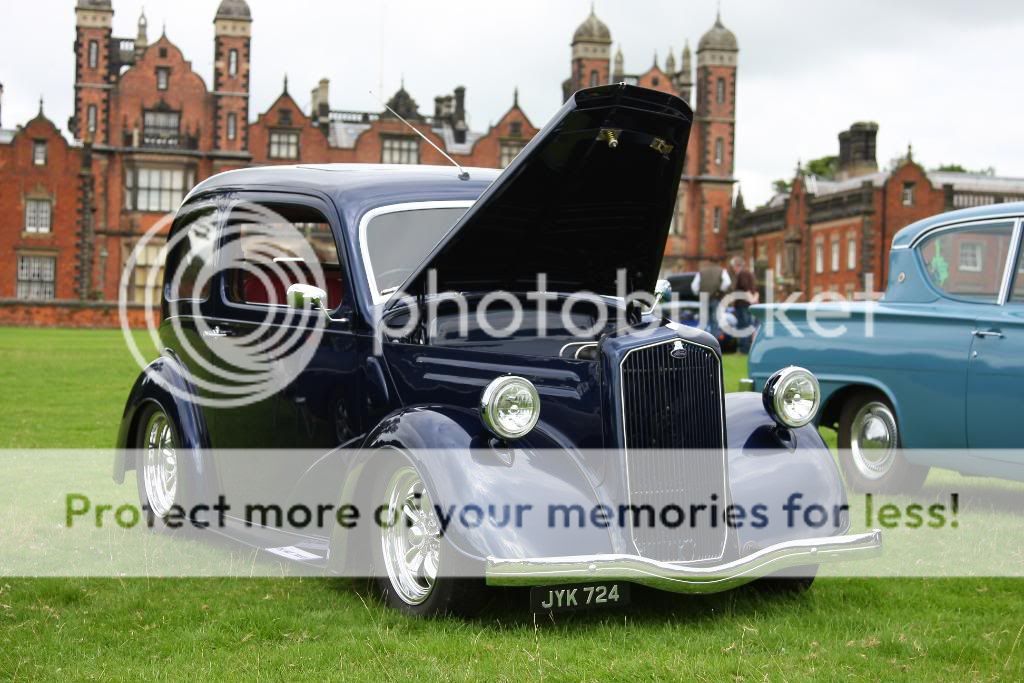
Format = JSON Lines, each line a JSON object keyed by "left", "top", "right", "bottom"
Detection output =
{"left": 530, "top": 582, "right": 630, "bottom": 613}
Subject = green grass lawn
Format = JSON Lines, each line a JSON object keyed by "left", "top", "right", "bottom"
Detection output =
{"left": 0, "top": 327, "right": 1021, "bottom": 680}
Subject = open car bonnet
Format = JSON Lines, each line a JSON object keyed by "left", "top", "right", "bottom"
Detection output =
{"left": 385, "top": 83, "right": 694, "bottom": 308}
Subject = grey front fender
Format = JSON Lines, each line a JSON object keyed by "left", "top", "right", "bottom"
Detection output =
{"left": 725, "top": 392, "right": 849, "bottom": 552}
{"left": 324, "top": 405, "right": 619, "bottom": 574}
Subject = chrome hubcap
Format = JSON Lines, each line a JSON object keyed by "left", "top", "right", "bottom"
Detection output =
{"left": 142, "top": 410, "right": 177, "bottom": 517}
{"left": 380, "top": 467, "right": 441, "bottom": 605}
{"left": 850, "top": 401, "right": 898, "bottom": 480}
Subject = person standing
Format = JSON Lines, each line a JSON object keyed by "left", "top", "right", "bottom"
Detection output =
{"left": 730, "top": 256, "right": 758, "bottom": 353}
{"left": 691, "top": 260, "right": 732, "bottom": 336}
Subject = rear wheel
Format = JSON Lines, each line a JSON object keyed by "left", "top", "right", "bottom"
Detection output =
{"left": 371, "top": 457, "right": 487, "bottom": 617}
{"left": 837, "top": 390, "right": 928, "bottom": 493}
{"left": 135, "top": 404, "right": 201, "bottom": 529}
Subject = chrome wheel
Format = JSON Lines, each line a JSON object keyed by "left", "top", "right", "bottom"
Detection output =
{"left": 849, "top": 401, "right": 898, "bottom": 480}
{"left": 380, "top": 467, "right": 441, "bottom": 606}
{"left": 141, "top": 410, "right": 177, "bottom": 518}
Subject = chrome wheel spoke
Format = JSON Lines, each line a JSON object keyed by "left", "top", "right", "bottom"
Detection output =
{"left": 402, "top": 503, "right": 420, "bottom": 526}
{"left": 141, "top": 411, "right": 177, "bottom": 518}
{"left": 422, "top": 549, "right": 438, "bottom": 582}
{"left": 381, "top": 466, "right": 440, "bottom": 606}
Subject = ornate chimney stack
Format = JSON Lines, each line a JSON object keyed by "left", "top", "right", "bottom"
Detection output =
{"left": 836, "top": 122, "right": 879, "bottom": 180}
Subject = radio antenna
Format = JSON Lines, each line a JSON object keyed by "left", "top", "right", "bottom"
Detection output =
{"left": 370, "top": 89, "right": 470, "bottom": 181}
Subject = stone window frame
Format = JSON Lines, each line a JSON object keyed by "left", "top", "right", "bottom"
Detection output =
{"left": 380, "top": 135, "right": 420, "bottom": 165}
{"left": 227, "top": 112, "right": 237, "bottom": 141}
{"left": 499, "top": 140, "right": 526, "bottom": 169}
{"left": 24, "top": 195, "right": 54, "bottom": 234}
{"left": 847, "top": 233, "right": 857, "bottom": 271}
{"left": 268, "top": 129, "right": 300, "bottom": 160}
{"left": 958, "top": 241, "right": 983, "bottom": 273}
{"left": 156, "top": 67, "right": 170, "bottom": 91}
{"left": 142, "top": 108, "right": 181, "bottom": 147}
{"left": 32, "top": 140, "right": 47, "bottom": 166}
{"left": 16, "top": 250, "right": 58, "bottom": 301}
{"left": 228, "top": 49, "right": 239, "bottom": 77}
{"left": 88, "top": 40, "right": 99, "bottom": 69}
{"left": 124, "top": 163, "right": 196, "bottom": 212}
{"left": 902, "top": 181, "right": 916, "bottom": 207}
{"left": 712, "top": 206, "right": 722, "bottom": 234}
{"left": 714, "top": 137, "right": 724, "bottom": 166}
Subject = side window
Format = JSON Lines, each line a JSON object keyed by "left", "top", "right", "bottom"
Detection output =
{"left": 1010, "top": 229, "right": 1024, "bottom": 303}
{"left": 224, "top": 203, "right": 345, "bottom": 310}
{"left": 166, "top": 206, "right": 218, "bottom": 302}
{"left": 917, "top": 221, "right": 1015, "bottom": 303}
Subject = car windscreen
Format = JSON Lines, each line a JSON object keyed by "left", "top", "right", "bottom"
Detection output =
{"left": 362, "top": 205, "right": 470, "bottom": 300}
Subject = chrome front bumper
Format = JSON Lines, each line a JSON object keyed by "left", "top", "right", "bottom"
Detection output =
{"left": 486, "top": 530, "right": 882, "bottom": 594}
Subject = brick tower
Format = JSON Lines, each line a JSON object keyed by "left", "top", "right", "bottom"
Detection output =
{"left": 71, "top": 0, "right": 114, "bottom": 143}
{"left": 562, "top": 6, "right": 612, "bottom": 100}
{"left": 689, "top": 10, "right": 738, "bottom": 263}
{"left": 212, "top": 0, "right": 252, "bottom": 152}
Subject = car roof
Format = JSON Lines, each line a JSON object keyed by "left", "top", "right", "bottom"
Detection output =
{"left": 892, "top": 200, "right": 1024, "bottom": 249}
{"left": 185, "top": 163, "right": 500, "bottom": 225}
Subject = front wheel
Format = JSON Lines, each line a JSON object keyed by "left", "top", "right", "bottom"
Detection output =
{"left": 837, "top": 390, "right": 928, "bottom": 493}
{"left": 371, "top": 458, "right": 487, "bottom": 617}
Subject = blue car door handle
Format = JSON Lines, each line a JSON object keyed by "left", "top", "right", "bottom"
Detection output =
{"left": 972, "top": 329, "right": 1004, "bottom": 339}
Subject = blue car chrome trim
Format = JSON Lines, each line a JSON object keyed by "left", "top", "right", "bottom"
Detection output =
{"left": 618, "top": 335, "right": 729, "bottom": 563}
{"left": 486, "top": 529, "right": 882, "bottom": 593}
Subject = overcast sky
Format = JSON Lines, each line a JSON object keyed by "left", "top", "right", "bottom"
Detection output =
{"left": 2, "top": 0, "right": 1022, "bottom": 206}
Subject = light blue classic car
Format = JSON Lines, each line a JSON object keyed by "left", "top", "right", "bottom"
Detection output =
{"left": 748, "top": 202, "right": 1024, "bottom": 492}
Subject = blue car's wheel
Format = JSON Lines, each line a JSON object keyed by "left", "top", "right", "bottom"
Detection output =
{"left": 139, "top": 408, "right": 178, "bottom": 519}
{"left": 370, "top": 453, "right": 487, "bottom": 617}
{"left": 134, "top": 403, "right": 202, "bottom": 530}
{"left": 838, "top": 390, "right": 928, "bottom": 493}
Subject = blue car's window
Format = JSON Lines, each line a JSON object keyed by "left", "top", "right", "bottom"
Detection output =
{"left": 917, "top": 221, "right": 1014, "bottom": 303}
{"left": 165, "top": 206, "right": 217, "bottom": 302}
{"left": 223, "top": 203, "right": 345, "bottom": 309}
{"left": 363, "top": 206, "right": 469, "bottom": 297}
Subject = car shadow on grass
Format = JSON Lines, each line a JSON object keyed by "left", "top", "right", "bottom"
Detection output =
{"left": 342, "top": 578, "right": 816, "bottom": 628}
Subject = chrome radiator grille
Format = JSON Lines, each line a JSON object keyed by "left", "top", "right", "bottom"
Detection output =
{"left": 620, "top": 338, "right": 727, "bottom": 562}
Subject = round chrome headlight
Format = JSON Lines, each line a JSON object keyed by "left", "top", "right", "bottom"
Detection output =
{"left": 480, "top": 376, "right": 540, "bottom": 440}
{"left": 763, "top": 366, "right": 820, "bottom": 428}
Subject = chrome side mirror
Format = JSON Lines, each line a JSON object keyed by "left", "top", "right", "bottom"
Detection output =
{"left": 287, "top": 283, "right": 327, "bottom": 310}
{"left": 286, "top": 283, "right": 350, "bottom": 324}
{"left": 642, "top": 279, "right": 673, "bottom": 315}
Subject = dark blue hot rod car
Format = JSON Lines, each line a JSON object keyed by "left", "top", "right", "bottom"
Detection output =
{"left": 115, "top": 84, "right": 880, "bottom": 616}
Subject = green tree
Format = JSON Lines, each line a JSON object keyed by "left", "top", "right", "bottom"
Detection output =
{"left": 933, "top": 163, "right": 996, "bottom": 176}
{"left": 804, "top": 155, "right": 839, "bottom": 179}
{"left": 772, "top": 179, "right": 792, "bottom": 195}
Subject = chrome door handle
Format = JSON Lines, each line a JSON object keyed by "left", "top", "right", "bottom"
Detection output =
{"left": 202, "top": 325, "right": 231, "bottom": 338}
{"left": 972, "top": 329, "right": 1004, "bottom": 339}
